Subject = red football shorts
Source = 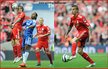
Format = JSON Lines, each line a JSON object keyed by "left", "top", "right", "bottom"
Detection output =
{"left": 75, "top": 31, "right": 89, "bottom": 47}
{"left": 10, "top": 28, "right": 21, "bottom": 39}
{"left": 36, "top": 40, "right": 49, "bottom": 52}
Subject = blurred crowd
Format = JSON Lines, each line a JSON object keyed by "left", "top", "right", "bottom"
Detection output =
{"left": 0, "top": 1, "right": 15, "bottom": 43}
{"left": 54, "top": 1, "right": 108, "bottom": 46}
{"left": 0, "top": 1, "right": 30, "bottom": 43}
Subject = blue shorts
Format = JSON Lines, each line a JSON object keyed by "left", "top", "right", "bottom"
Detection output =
{"left": 22, "top": 36, "right": 32, "bottom": 48}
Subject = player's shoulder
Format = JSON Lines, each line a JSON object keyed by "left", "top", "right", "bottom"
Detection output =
{"left": 26, "top": 19, "right": 31, "bottom": 22}
{"left": 70, "top": 15, "right": 74, "bottom": 19}
{"left": 19, "top": 12, "right": 25, "bottom": 16}
{"left": 78, "top": 14, "right": 85, "bottom": 19}
{"left": 43, "top": 25, "right": 49, "bottom": 28}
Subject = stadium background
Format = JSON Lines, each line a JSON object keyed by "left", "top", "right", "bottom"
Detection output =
{"left": 0, "top": 0, "right": 108, "bottom": 68}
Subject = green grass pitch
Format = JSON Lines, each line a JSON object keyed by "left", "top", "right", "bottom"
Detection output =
{"left": 54, "top": 53, "right": 108, "bottom": 68}
{"left": 1, "top": 53, "right": 108, "bottom": 68}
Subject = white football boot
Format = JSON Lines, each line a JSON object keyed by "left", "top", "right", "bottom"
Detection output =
{"left": 69, "top": 55, "right": 76, "bottom": 61}
{"left": 13, "top": 57, "right": 18, "bottom": 63}
{"left": 15, "top": 56, "right": 22, "bottom": 63}
{"left": 86, "top": 63, "right": 96, "bottom": 68}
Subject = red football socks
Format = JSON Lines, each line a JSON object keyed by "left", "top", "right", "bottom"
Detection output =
{"left": 17, "top": 44, "right": 22, "bottom": 57}
{"left": 72, "top": 42, "right": 77, "bottom": 56}
{"left": 36, "top": 51, "right": 40, "bottom": 63}
{"left": 13, "top": 46, "right": 18, "bottom": 58}
{"left": 81, "top": 52, "right": 94, "bottom": 64}
{"left": 47, "top": 53, "right": 53, "bottom": 64}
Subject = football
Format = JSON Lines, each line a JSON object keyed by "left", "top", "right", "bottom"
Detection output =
{"left": 62, "top": 54, "right": 69, "bottom": 62}
{"left": 12, "top": 3, "right": 18, "bottom": 9}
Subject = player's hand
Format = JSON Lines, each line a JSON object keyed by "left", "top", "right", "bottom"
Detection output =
{"left": 12, "top": 23, "right": 15, "bottom": 28}
{"left": 65, "top": 34, "right": 68, "bottom": 41}
{"left": 33, "top": 34, "right": 37, "bottom": 38}
{"left": 23, "top": 28, "right": 27, "bottom": 31}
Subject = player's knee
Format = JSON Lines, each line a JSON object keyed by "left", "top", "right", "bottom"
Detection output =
{"left": 36, "top": 48, "right": 40, "bottom": 52}
{"left": 45, "top": 51, "right": 50, "bottom": 54}
{"left": 11, "top": 40, "right": 15, "bottom": 46}
{"left": 77, "top": 49, "right": 83, "bottom": 55}
{"left": 15, "top": 39, "right": 20, "bottom": 45}
{"left": 22, "top": 48, "right": 25, "bottom": 51}
{"left": 25, "top": 45, "right": 30, "bottom": 50}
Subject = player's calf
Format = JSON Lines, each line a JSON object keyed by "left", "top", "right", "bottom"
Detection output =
{"left": 45, "top": 52, "right": 53, "bottom": 66}
{"left": 36, "top": 48, "right": 41, "bottom": 65}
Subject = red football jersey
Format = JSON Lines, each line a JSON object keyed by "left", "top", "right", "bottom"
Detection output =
{"left": 13, "top": 12, "right": 25, "bottom": 31}
{"left": 36, "top": 25, "right": 51, "bottom": 41}
{"left": 68, "top": 14, "right": 90, "bottom": 33}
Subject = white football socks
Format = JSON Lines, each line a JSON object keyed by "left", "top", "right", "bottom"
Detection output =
{"left": 23, "top": 51, "right": 29, "bottom": 64}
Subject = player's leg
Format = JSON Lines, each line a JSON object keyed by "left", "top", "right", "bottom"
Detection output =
{"left": 77, "top": 46, "right": 95, "bottom": 67}
{"left": 15, "top": 39, "right": 22, "bottom": 62}
{"left": 19, "top": 36, "right": 32, "bottom": 67}
{"left": 17, "top": 38, "right": 22, "bottom": 58}
{"left": 45, "top": 51, "right": 53, "bottom": 66}
{"left": 35, "top": 47, "right": 41, "bottom": 66}
{"left": 23, "top": 45, "right": 30, "bottom": 64}
{"left": 44, "top": 41, "right": 53, "bottom": 66}
{"left": 77, "top": 31, "right": 95, "bottom": 67}
{"left": 35, "top": 41, "right": 43, "bottom": 66}
{"left": 71, "top": 37, "right": 79, "bottom": 57}
{"left": 19, "top": 45, "right": 30, "bottom": 67}
{"left": 69, "top": 37, "right": 79, "bottom": 60}
{"left": 11, "top": 39, "right": 18, "bottom": 63}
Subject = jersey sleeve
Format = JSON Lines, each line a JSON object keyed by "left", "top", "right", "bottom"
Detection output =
{"left": 68, "top": 17, "right": 73, "bottom": 27}
{"left": 22, "top": 20, "right": 27, "bottom": 26}
{"left": 46, "top": 26, "right": 51, "bottom": 34}
{"left": 19, "top": 12, "right": 25, "bottom": 19}
{"left": 82, "top": 16, "right": 90, "bottom": 27}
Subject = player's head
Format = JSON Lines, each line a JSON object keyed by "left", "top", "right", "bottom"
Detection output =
{"left": 72, "top": 5, "right": 79, "bottom": 15}
{"left": 31, "top": 12, "right": 38, "bottom": 20}
{"left": 17, "top": 5, "right": 24, "bottom": 13}
{"left": 39, "top": 18, "right": 44, "bottom": 26}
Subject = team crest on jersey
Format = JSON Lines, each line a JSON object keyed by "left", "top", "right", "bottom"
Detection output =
{"left": 83, "top": 19, "right": 86, "bottom": 22}
{"left": 21, "top": 12, "right": 23, "bottom": 15}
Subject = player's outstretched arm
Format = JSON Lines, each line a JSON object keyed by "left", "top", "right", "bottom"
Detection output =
{"left": 65, "top": 17, "right": 73, "bottom": 41}
{"left": 65, "top": 25, "right": 73, "bottom": 41}
{"left": 23, "top": 25, "right": 35, "bottom": 31}
{"left": 12, "top": 18, "right": 21, "bottom": 28}
{"left": 66, "top": 26, "right": 72, "bottom": 36}
{"left": 33, "top": 33, "right": 38, "bottom": 38}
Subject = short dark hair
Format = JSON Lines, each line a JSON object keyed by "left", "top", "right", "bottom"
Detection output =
{"left": 33, "top": 12, "right": 38, "bottom": 17}
{"left": 18, "top": 5, "right": 24, "bottom": 11}
{"left": 31, "top": 12, "right": 38, "bottom": 20}
{"left": 72, "top": 5, "right": 79, "bottom": 10}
